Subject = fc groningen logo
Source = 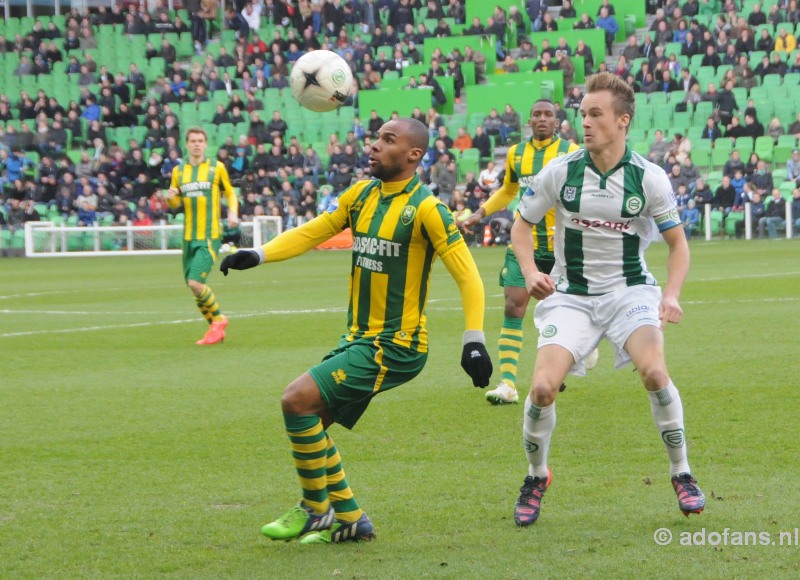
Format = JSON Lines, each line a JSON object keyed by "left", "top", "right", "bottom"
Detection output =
{"left": 662, "top": 428, "right": 685, "bottom": 448}
{"left": 541, "top": 325, "right": 557, "bottom": 338}
{"left": 523, "top": 438, "right": 539, "bottom": 453}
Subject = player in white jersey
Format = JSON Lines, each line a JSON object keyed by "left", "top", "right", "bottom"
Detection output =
{"left": 508, "top": 72, "right": 705, "bottom": 527}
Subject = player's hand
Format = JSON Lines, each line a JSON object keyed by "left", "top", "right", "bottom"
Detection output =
{"left": 525, "top": 272, "right": 556, "bottom": 301}
{"left": 227, "top": 214, "right": 240, "bottom": 228}
{"left": 220, "top": 249, "right": 261, "bottom": 276}
{"left": 461, "top": 208, "right": 485, "bottom": 229}
{"left": 659, "top": 294, "right": 683, "bottom": 329}
{"left": 165, "top": 187, "right": 179, "bottom": 200}
{"left": 460, "top": 332, "right": 493, "bottom": 388}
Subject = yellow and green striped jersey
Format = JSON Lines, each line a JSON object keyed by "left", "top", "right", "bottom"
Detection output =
{"left": 341, "top": 175, "right": 466, "bottom": 351}
{"left": 505, "top": 136, "right": 580, "bottom": 255}
{"left": 262, "top": 174, "right": 483, "bottom": 353}
{"left": 168, "top": 158, "right": 238, "bottom": 241}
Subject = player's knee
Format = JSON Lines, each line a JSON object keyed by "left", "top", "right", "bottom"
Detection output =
{"left": 639, "top": 365, "right": 670, "bottom": 390}
{"left": 530, "top": 379, "right": 559, "bottom": 406}
{"left": 504, "top": 301, "right": 527, "bottom": 319}
{"left": 280, "top": 387, "right": 303, "bottom": 414}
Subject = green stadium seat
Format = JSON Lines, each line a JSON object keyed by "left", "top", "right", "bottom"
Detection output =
{"left": 711, "top": 144, "right": 732, "bottom": 169}
{"left": 734, "top": 137, "right": 754, "bottom": 158}
{"left": 779, "top": 180, "right": 796, "bottom": 200}
{"left": 773, "top": 144, "right": 795, "bottom": 165}
{"left": 754, "top": 136, "right": 774, "bottom": 162}
{"left": 457, "top": 148, "right": 480, "bottom": 181}
{"left": 724, "top": 210, "right": 744, "bottom": 237}
{"left": 649, "top": 92, "right": 670, "bottom": 107}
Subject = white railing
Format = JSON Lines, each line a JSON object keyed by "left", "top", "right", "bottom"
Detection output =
{"left": 703, "top": 201, "right": 794, "bottom": 240}
{"left": 23, "top": 216, "right": 282, "bottom": 258}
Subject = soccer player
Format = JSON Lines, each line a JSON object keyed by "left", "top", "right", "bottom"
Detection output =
{"left": 219, "top": 118, "right": 493, "bottom": 544}
{"left": 165, "top": 127, "right": 239, "bottom": 345}
{"left": 509, "top": 72, "right": 705, "bottom": 526}
{"left": 462, "top": 100, "right": 592, "bottom": 406}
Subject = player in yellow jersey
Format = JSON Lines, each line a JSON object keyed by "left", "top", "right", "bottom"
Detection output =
{"left": 463, "top": 100, "right": 595, "bottom": 405}
{"left": 219, "top": 118, "right": 493, "bottom": 544}
{"left": 166, "top": 128, "right": 239, "bottom": 345}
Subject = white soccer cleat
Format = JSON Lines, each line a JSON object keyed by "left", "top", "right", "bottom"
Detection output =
{"left": 485, "top": 381, "right": 519, "bottom": 405}
{"left": 584, "top": 348, "right": 599, "bottom": 370}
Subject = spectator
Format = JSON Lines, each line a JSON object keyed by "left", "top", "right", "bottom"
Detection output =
{"left": 453, "top": 127, "right": 473, "bottom": 152}
{"left": 786, "top": 149, "right": 800, "bottom": 183}
{"left": 647, "top": 129, "right": 671, "bottom": 164}
{"left": 758, "top": 188, "right": 786, "bottom": 238}
{"left": 472, "top": 125, "right": 492, "bottom": 159}
{"left": 735, "top": 191, "right": 766, "bottom": 238}
{"left": 743, "top": 113, "right": 764, "bottom": 138}
{"left": 681, "top": 199, "right": 701, "bottom": 239}
{"left": 478, "top": 160, "right": 501, "bottom": 193}
{"left": 482, "top": 108, "right": 503, "bottom": 139}
{"left": 767, "top": 118, "right": 785, "bottom": 144}
{"left": 751, "top": 160, "right": 774, "bottom": 196}
{"left": 702, "top": 116, "right": 723, "bottom": 142}
{"left": 499, "top": 104, "right": 521, "bottom": 145}
{"left": 559, "top": 120, "right": 579, "bottom": 144}
{"left": 713, "top": 174, "right": 737, "bottom": 215}
{"left": 596, "top": 7, "right": 619, "bottom": 56}
{"left": 691, "top": 178, "right": 713, "bottom": 208}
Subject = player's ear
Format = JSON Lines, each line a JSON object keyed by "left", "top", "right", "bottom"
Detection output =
{"left": 408, "top": 147, "right": 423, "bottom": 163}
{"left": 618, "top": 113, "right": 631, "bottom": 131}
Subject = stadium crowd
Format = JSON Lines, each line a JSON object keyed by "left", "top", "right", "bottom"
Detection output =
{"left": 1, "top": 0, "right": 799, "bottom": 243}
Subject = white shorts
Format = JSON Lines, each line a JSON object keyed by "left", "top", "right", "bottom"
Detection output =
{"left": 533, "top": 285, "right": 663, "bottom": 376}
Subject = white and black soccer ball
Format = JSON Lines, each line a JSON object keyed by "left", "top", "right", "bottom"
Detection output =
{"left": 290, "top": 50, "right": 353, "bottom": 112}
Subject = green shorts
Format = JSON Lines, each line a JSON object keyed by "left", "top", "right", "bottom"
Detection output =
{"left": 498, "top": 247, "right": 555, "bottom": 288}
{"left": 309, "top": 337, "right": 428, "bottom": 430}
{"left": 182, "top": 239, "right": 221, "bottom": 283}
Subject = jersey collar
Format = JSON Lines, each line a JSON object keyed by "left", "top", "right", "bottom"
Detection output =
{"left": 584, "top": 146, "right": 632, "bottom": 180}
{"left": 530, "top": 135, "right": 558, "bottom": 150}
{"left": 379, "top": 174, "right": 419, "bottom": 199}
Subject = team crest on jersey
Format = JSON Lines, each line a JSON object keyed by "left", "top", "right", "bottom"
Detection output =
{"left": 331, "top": 369, "right": 347, "bottom": 384}
{"left": 563, "top": 186, "right": 577, "bottom": 202}
{"left": 624, "top": 194, "right": 644, "bottom": 216}
{"left": 400, "top": 205, "right": 416, "bottom": 225}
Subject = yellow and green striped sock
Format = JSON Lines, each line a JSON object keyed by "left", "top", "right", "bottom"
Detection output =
{"left": 499, "top": 317, "right": 524, "bottom": 387}
{"left": 196, "top": 285, "right": 223, "bottom": 323}
{"left": 325, "top": 434, "right": 362, "bottom": 523}
{"left": 284, "top": 414, "right": 330, "bottom": 515}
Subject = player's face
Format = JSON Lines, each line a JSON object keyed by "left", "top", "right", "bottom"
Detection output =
{"left": 579, "top": 90, "right": 629, "bottom": 155}
{"left": 529, "top": 101, "right": 558, "bottom": 141}
{"left": 186, "top": 132, "right": 207, "bottom": 159}
{"left": 369, "top": 121, "right": 419, "bottom": 181}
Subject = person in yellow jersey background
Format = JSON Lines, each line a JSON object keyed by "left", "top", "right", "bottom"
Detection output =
{"left": 219, "top": 118, "right": 493, "bottom": 544}
{"left": 166, "top": 127, "right": 239, "bottom": 345}
{"left": 463, "top": 99, "right": 597, "bottom": 405}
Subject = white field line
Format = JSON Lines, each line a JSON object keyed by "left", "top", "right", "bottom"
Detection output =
{"left": 1, "top": 296, "right": 797, "bottom": 338}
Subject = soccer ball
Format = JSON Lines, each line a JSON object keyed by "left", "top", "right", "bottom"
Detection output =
{"left": 290, "top": 50, "right": 353, "bottom": 112}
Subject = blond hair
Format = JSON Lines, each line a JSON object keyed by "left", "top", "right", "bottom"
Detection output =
{"left": 184, "top": 127, "right": 208, "bottom": 142}
{"left": 585, "top": 72, "right": 635, "bottom": 125}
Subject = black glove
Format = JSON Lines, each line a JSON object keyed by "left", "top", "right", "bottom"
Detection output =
{"left": 461, "top": 333, "right": 493, "bottom": 388}
{"left": 220, "top": 249, "right": 261, "bottom": 276}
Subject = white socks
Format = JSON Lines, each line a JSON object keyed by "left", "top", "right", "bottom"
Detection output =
{"left": 523, "top": 397, "right": 556, "bottom": 479}
{"left": 648, "top": 381, "right": 690, "bottom": 477}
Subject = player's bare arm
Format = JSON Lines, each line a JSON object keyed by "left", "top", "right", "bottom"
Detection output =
{"left": 510, "top": 216, "right": 555, "bottom": 300}
{"left": 659, "top": 225, "right": 690, "bottom": 328}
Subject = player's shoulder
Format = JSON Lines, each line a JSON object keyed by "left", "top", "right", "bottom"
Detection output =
{"left": 630, "top": 150, "right": 671, "bottom": 188}
{"left": 544, "top": 147, "right": 584, "bottom": 175}
{"left": 506, "top": 140, "right": 530, "bottom": 159}
{"left": 630, "top": 150, "right": 666, "bottom": 177}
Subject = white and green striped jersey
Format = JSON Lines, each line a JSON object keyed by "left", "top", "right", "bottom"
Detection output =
{"left": 517, "top": 147, "right": 681, "bottom": 296}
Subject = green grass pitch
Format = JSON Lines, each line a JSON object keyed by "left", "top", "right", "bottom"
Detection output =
{"left": 1, "top": 240, "right": 799, "bottom": 577}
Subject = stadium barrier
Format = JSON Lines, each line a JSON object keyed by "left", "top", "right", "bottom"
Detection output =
{"left": 23, "top": 216, "right": 282, "bottom": 258}
{"left": 702, "top": 202, "right": 794, "bottom": 240}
